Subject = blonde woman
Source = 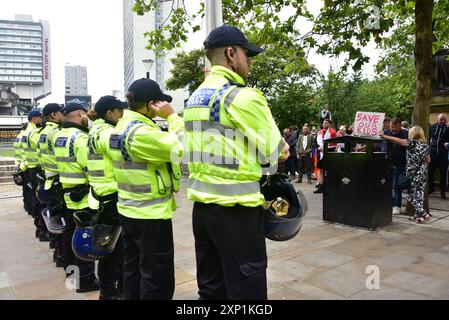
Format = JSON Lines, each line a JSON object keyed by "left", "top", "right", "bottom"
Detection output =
{"left": 380, "top": 126, "right": 431, "bottom": 223}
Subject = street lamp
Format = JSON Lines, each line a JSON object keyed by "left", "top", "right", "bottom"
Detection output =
{"left": 142, "top": 58, "right": 154, "bottom": 79}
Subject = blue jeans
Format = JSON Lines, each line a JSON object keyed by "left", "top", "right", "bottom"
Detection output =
{"left": 392, "top": 166, "right": 406, "bottom": 208}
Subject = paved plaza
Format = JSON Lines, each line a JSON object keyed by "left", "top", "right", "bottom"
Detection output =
{"left": 1, "top": 180, "right": 449, "bottom": 300}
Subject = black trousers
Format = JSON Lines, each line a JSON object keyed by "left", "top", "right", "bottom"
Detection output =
{"left": 298, "top": 155, "right": 313, "bottom": 179}
{"left": 193, "top": 202, "right": 267, "bottom": 300}
{"left": 97, "top": 200, "right": 124, "bottom": 296}
{"left": 284, "top": 154, "right": 298, "bottom": 175}
{"left": 21, "top": 170, "right": 29, "bottom": 213}
{"left": 429, "top": 153, "right": 448, "bottom": 194}
{"left": 62, "top": 210, "right": 96, "bottom": 286}
{"left": 118, "top": 215, "right": 174, "bottom": 300}
{"left": 28, "top": 167, "right": 47, "bottom": 235}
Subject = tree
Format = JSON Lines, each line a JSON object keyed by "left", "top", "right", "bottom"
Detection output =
{"left": 312, "top": 0, "right": 449, "bottom": 134}
{"left": 132, "top": 0, "right": 311, "bottom": 52}
{"left": 165, "top": 42, "right": 318, "bottom": 130}
{"left": 166, "top": 49, "right": 205, "bottom": 93}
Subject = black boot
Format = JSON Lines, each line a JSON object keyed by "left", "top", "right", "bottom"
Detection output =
{"left": 39, "top": 231, "right": 51, "bottom": 242}
{"left": 76, "top": 278, "right": 100, "bottom": 293}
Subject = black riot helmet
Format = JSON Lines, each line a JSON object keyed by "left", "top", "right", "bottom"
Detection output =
{"left": 260, "top": 173, "right": 307, "bottom": 241}
{"left": 42, "top": 206, "right": 69, "bottom": 235}
{"left": 13, "top": 170, "right": 24, "bottom": 186}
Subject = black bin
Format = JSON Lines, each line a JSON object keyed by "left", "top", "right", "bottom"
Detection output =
{"left": 322, "top": 135, "right": 392, "bottom": 230}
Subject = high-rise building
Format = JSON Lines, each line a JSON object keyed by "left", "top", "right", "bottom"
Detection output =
{"left": 0, "top": 14, "right": 51, "bottom": 115}
{"left": 65, "top": 65, "right": 88, "bottom": 96}
{"left": 64, "top": 65, "right": 91, "bottom": 108}
{"left": 123, "top": 0, "right": 186, "bottom": 112}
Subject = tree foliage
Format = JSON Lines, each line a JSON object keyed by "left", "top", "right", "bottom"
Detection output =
{"left": 166, "top": 49, "right": 205, "bottom": 93}
{"left": 133, "top": 0, "right": 449, "bottom": 132}
{"left": 133, "top": 0, "right": 311, "bottom": 52}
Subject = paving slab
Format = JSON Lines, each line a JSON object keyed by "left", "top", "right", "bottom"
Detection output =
{"left": 2, "top": 180, "right": 449, "bottom": 300}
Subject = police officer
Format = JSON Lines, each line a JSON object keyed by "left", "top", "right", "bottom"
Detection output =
{"left": 37, "top": 103, "right": 65, "bottom": 267}
{"left": 21, "top": 109, "right": 49, "bottom": 240}
{"left": 53, "top": 103, "right": 99, "bottom": 293}
{"left": 14, "top": 123, "right": 28, "bottom": 213}
{"left": 107, "top": 79, "right": 184, "bottom": 300}
{"left": 184, "top": 25, "right": 289, "bottom": 300}
{"left": 86, "top": 96, "right": 127, "bottom": 300}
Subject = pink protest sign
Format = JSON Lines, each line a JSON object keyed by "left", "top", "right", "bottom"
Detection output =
{"left": 353, "top": 112, "right": 385, "bottom": 137}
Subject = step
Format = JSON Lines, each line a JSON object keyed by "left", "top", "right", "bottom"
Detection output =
{"left": 0, "top": 159, "right": 16, "bottom": 166}
{"left": 0, "top": 171, "right": 16, "bottom": 177}
{"left": 0, "top": 165, "right": 17, "bottom": 171}
{"left": 0, "top": 176, "right": 13, "bottom": 183}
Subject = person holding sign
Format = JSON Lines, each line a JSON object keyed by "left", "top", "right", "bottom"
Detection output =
{"left": 384, "top": 117, "right": 408, "bottom": 215}
{"left": 380, "top": 126, "right": 431, "bottom": 223}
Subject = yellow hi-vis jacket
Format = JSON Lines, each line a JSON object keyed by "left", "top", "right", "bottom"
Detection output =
{"left": 53, "top": 122, "right": 89, "bottom": 210}
{"left": 106, "top": 110, "right": 184, "bottom": 220}
{"left": 21, "top": 123, "right": 41, "bottom": 169}
{"left": 183, "top": 65, "right": 285, "bottom": 207}
{"left": 87, "top": 119, "right": 118, "bottom": 210}
{"left": 14, "top": 129, "right": 26, "bottom": 168}
{"left": 37, "top": 122, "right": 60, "bottom": 177}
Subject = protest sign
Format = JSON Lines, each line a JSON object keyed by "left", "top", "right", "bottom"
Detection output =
{"left": 353, "top": 111, "right": 385, "bottom": 137}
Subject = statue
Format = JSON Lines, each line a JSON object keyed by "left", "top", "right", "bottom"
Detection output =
{"left": 433, "top": 49, "right": 449, "bottom": 95}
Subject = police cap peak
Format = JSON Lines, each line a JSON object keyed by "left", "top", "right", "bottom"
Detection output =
{"left": 204, "top": 25, "right": 264, "bottom": 57}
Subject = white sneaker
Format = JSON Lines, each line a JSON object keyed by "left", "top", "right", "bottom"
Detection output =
{"left": 392, "top": 207, "right": 401, "bottom": 215}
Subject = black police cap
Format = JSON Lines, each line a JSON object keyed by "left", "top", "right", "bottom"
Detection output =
{"left": 27, "top": 109, "right": 42, "bottom": 121}
{"left": 204, "top": 25, "right": 264, "bottom": 57}
{"left": 42, "top": 103, "right": 64, "bottom": 116}
{"left": 64, "top": 102, "right": 88, "bottom": 115}
{"left": 94, "top": 96, "right": 127, "bottom": 117}
{"left": 127, "top": 79, "right": 173, "bottom": 104}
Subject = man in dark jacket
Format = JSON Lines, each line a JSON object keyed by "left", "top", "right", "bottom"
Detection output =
{"left": 386, "top": 117, "right": 408, "bottom": 214}
{"left": 296, "top": 125, "right": 314, "bottom": 184}
{"left": 429, "top": 114, "right": 449, "bottom": 199}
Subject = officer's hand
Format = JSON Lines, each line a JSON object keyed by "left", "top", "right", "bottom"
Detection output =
{"left": 149, "top": 101, "right": 175, "bottom": 119}
{"left": 278, "top": 143, "right": 290, "bottom": 163}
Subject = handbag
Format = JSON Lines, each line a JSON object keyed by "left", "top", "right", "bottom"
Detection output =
{"left": 398, "top": 174, "right": 411, "bottom": 190}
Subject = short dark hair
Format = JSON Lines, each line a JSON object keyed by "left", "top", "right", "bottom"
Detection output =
{"left": 383, "top": 117, "right": 390, "bottom": 123}
{"left": 391, "top": 117, "right": 402, "bottom": 125}
{"left": 126, "top": 91, "right": 146, "bottom": 111}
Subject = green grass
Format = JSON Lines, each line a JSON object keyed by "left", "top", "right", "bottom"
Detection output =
{"left": 0, "top": 145, "right": 15, "bottom": 158}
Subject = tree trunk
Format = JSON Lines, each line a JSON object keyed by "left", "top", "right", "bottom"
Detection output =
{"left": 409, "top": 0, "right": 434, "bottom": 215}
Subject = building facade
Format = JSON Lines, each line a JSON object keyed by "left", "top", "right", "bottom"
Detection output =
{"left": 65, "top": 65, "right": 88, "bottom": 96}
{"left": 122, "top": 0, "right": 186, "bottom": 112}
{"left": 0, "top": 14, "right": 51, "bottom": 115}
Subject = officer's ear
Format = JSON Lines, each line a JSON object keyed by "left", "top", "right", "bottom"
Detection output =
{"left": 224, "top": 47, "right": 236, "bottom": 63}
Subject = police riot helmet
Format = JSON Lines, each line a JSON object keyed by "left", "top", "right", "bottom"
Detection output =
{"left": 13, "top": 171, "right": 24, "bottom": 186}
{"left": 260, "top": 173, "right": 307, "bottom": 241}
{"left": 35, "top": 172, "right": 50, "bottom": 204}
{"left": 72, "top": 210, "right": 122, "bottom": 261}
{"left": 41, "top": 206, "right": 68, "bottom": 235}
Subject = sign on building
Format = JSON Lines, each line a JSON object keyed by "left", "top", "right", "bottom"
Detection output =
{"left": 65, "top": 95, "right": 92, "bottom": 108}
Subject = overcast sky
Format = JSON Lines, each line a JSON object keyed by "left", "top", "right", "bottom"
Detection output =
{"left": 0, "top": 0, "right": 379, "bottom": 107}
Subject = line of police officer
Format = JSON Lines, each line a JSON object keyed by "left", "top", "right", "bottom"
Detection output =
{"left": 14, "top": 25, "right": 306, "bottom": 300}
